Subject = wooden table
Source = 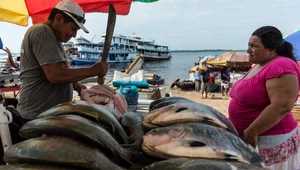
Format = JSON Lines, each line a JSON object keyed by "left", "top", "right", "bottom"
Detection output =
{"left": 0, "top": 86, "right": 20, "bottom": 98}
{"left": 0, "top": 73, "right": 20, "bottom": 98}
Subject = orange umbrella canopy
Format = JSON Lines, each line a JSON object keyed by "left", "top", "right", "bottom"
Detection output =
{"left": 0, "top": 0, "right": 150, "bottom": 26}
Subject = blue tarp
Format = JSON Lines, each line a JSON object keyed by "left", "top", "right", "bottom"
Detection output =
{"left": 285, "top": 31, "right": 300, "bottom": 61}
{"left": 112, "top": 80, "right": 149, "bottom": 88}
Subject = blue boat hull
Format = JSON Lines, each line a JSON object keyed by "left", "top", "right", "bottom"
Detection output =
{"left": 73, "top": 59, "right": 97, "bottom": 65}
{"left": 72, "top": 57, "right": 136, "bottom": 65}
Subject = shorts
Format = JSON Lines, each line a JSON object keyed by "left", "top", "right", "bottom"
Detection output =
{"left": 221, "top": 82, "right": 229, "bottom": 88}
{"left": 201, "top": 82, "right": 210, "bottom": 92}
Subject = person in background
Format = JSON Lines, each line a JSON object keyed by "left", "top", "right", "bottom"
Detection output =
{"left": 194, "top": 67, "right": 201, "bottom": 92}
{"left": 228, "top": 26, "right": 300, "bottom": 170}
{"left": 1, "top": 47, "right": 19, "bottom": 69}
{"left": 17, "top": 0, "right": 108, "bottom": 122}
{"left": 208, "top": 71, "right": 216, "bottom": 96}
{"left": 220, "top": 66, "right": 230, "bottom": 96}
{"left": 201, "top": 66, "right": 210, "bottom": 98}
{"left": 209, "top": 71, "right": 215, "bottom": 84}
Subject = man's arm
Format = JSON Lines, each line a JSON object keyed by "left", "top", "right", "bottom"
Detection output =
{"left": 41, "top": 61, "right": 108, "bottom": 84}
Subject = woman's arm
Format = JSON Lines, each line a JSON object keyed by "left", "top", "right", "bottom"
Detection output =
{"left": 244, "top": 74, "right": 298, "bottom": 146}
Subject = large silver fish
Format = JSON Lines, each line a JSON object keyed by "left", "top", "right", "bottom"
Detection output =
{"left": 37, "top": 100, "right": 129, "bottom": 143}
{"left": 142, "top": 123, "right": 264, "bottom": 167}
{"left": 143, "top": 158, "right": 268, "bottom": 170}
{"left": 149, "top": 96, "right": 191, "bottom": 111}
{"left": 19, "top": 114, "right": 133, "bottom": 164}
{"left": 3, "top": 136, "right": 126, "bottom": 170}
{"left": 143, "top": 102, "right": 238, "bottom": 135}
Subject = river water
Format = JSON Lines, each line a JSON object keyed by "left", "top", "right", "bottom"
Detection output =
{"left": 0, "top": 50, "right": 232, "bottom": 88}
{"left": 88, "top": 51, "right": 231, "bottom": 87}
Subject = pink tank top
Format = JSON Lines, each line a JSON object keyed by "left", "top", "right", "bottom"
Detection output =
{"left": 229, "top": 56, "right": 300, "bottom": 137}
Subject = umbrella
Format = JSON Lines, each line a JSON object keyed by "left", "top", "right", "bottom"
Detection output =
{"left": 284, "top": 30, "right": 300, "bottom": 62}
{"left": 189, "top": 55, "right": 215, "bottom": 72}
{"left": 0, "top": 0, "right": 158, "bottom": 26}
{"left": 206, "top": 50, "right": 252, "bottom": 67}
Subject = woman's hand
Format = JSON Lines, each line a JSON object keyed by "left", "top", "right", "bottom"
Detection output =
{"left": 243, "top": 128, "right": 259, "bottom": 148}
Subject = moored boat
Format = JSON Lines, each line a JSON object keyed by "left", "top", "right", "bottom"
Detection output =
{"left": 137, "top": 43, "right": 172, "bottom": 61}
{"left": 147, "top": 77, "right": 164, "bottom": 85}
{"left": 105, "top": 33, "right": 172, "bottom": 62}
{"left": 145, "top": 73, "right": 164, "bottom": 85}
{"left": 64, "top": 37, "right": 137, "bottom": 65}
{"left": 170, "top": 79, "right": 195, "bottom": 90}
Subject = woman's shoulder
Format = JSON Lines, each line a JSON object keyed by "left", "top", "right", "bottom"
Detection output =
{"left": 269, "top": 56, "right": 298, "bottom": 69}
{"left": 263, "top": 56, "right": 300, "bottom": 79}
{"left": 273, "top": 56, "right": 296, "bottom": 63}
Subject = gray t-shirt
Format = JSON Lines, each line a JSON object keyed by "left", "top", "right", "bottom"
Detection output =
{"left": 17, "top": 24, "right": 72, "bottom": 119}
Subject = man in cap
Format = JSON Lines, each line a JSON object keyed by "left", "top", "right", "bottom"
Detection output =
{"left": 17, "top": 0, "right": 108, "bottom": 122}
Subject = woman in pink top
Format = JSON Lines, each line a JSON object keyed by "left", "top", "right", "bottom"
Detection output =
{"left": 229, "top": 26, "right": 300, "bottom": 170}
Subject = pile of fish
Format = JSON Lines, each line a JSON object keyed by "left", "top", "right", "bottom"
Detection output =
{"left": 0, "top": 96, "right": 268, "bottom": 170}
{"left": 141, "top": 97, "right": 267, "bottom": 170}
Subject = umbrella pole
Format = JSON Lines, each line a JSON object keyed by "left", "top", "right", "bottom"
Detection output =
{"left": 0, "top": 95, "right": 12, "bottom": 155}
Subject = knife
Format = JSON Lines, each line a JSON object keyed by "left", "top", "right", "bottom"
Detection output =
{"left": 97, "top": 3, "right": 116, "bottom": 84}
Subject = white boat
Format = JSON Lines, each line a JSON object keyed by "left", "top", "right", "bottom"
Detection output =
{"left": 136, "top": 43, "right": 171, "bottom": 61}
{"left": 63, "top": 37, "right": 137, "bottom": 65}
{"left": 64, "top": 33, "right": 172, "bottom": 65}
{"left": 103, "top": 33, "right": 172, "bottom": 61}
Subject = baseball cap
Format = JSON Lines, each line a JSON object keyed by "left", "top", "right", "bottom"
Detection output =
{"left": 55, "top": 0, "right": 89, "bottom": 33}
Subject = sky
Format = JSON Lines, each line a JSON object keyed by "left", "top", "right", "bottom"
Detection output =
{"left": 1, "top": 0, "right": 300, "bottom": 53}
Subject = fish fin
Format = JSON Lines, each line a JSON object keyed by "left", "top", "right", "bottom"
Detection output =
{"left": 223, "top": 153, "right": 238, "bottom": 160}
{"left": 181, "top": 140, "right": 206, "bottom": 147}
{"left": 175, "top": 107, "right": 188, "bottom": 113}
{"left": 214, "top": 151, "right": 239, "bottom": 161}
{"left": 203, "top": 117, "right": 214, "bottom": 123}
{"left": 189, "top": 141, "right": 206, "bottom": 147}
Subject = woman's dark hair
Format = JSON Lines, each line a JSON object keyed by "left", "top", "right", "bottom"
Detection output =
{"left": 252, "top": 26, "right": 296, "bottom": 63}
{"left": 48, "top": 8, "right": 74, "bottom": 23}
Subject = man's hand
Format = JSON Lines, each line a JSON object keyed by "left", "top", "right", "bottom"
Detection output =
{"left": 73, "top": 82, "right": 87, "bottom": 95}
{"left": 91, "top": 61, "right": 108, "bottom": 77}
